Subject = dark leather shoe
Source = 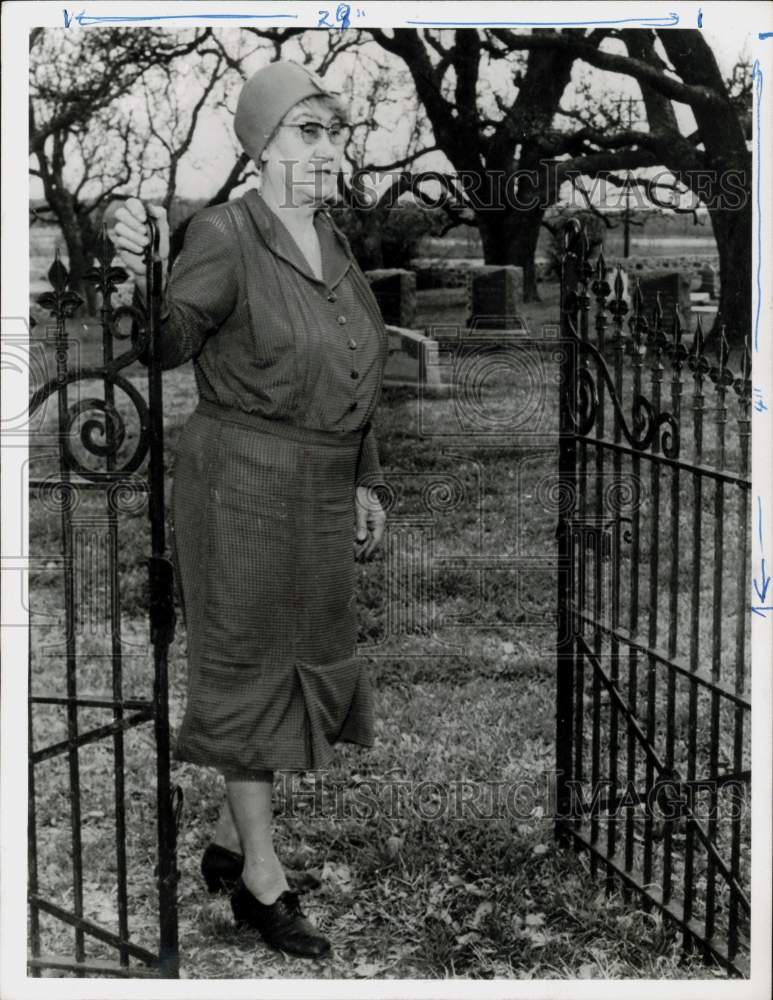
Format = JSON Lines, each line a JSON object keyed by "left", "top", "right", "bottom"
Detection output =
{"left": 231, "top": 881, "right": 331, "bottom": 959}
{"left": 201, "top": 844, "right": 322, "bottom": 896}
{"left": 201, "top": 843, "right": 244, "bottom": 895}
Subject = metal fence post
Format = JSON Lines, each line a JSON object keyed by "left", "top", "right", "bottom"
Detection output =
{"left": 555, "top": 221, "right": 582, "bottom": 840}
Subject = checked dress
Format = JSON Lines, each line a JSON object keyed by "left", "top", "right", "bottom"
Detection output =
{"left": 155, "top": 189, "right": 388, "bottom": 775}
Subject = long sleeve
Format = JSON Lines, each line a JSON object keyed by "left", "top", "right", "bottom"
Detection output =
{"left": 135, "top": 211, "right": 239, "bottom": 371}
{"left": 355, "top": 422, "right": 384, "bottom": 488}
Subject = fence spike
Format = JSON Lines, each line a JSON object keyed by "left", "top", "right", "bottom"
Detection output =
{"left": 564, "top": 218, "right": 581, "bottom": 252}
{"left": 654, "top": 291, "right": 664, "bottom": 330}
{"left": 692, "top": 315, "right": 705, "bottom": 358}
{"left": 596, "top": 251, "right": 606, "bottom": 281}
{"left": 741, "top": 338, "right": 751, "bottom": 381}
{"left": 632, "top": 279, "right": 643, "bottom": 316}
{"left": 720, "top": 324, "right": 730, "bottom": 370}
{"left": 672, "top": 310, "right": 683, "bottom": 348}
{"left": 613, "top": 267, "right": 624, "bottom": 301}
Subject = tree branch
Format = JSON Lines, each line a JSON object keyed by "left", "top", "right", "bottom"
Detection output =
{"left": 488, "top": 28, "right": 726, "bottom": 110}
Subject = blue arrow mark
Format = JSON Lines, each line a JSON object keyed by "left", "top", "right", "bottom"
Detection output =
{"left": 752, "top": 61, "right": 763, "bottom": 350}
{"left": 753, "top": 496, "right": 771, "bottom": 602}
{"left": 753, "top": 558, "right": 771, "bottom": 602}
{"left": 63, "top": 9, "right": 297, "bottom": 27}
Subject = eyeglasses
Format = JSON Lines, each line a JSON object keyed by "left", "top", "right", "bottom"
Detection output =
{"left": 280, "top": 121, "right": 350, "bottom": 146}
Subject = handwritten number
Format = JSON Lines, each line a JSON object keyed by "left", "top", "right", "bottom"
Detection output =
{"left": 319, "top": 4, "right": 354, "bottom": 29}
{"left": 336, "top": 3, "right": 351, "bottom": 29}
{"left": 697, "top": 7, "right": 703, "bottom": 28}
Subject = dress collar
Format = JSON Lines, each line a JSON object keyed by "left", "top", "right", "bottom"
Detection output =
{"left": 242, "top": 188, "right": 352, "bottom": 289}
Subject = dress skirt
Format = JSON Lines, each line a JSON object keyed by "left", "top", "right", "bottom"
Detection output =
{"left": 172, "top": 399, "right": 374, "bottom": 774}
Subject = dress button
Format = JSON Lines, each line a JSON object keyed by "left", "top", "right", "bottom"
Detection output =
{"left": 337, "top": 315, "right": 347, "bottom": 325}
{"left": 349, "top": 401, "right": 358, "bottom": 412}
{"left": 327, "top": 291, "right": 337, "bottom": 303}
{"left": 347, "top": 337, "right": 357, "bottom": 350}
{"left": 350, "top": 370, "right": 359, "bottom": 379}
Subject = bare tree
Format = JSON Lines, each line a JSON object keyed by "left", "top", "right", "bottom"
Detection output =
{"left": 367, "top": 28, "right": 590, "bottom": 299}
{"left": 29, "top": 27, "right": 215, "bottom": 309}
{"left": 367, "top": 27, "right": 752, "bottom": 333}
{"left": 486, "top": 27, "right": 752, "bottom": 336}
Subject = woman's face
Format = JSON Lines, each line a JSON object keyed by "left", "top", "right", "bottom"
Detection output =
{"left": 260, "top": 96, "right": 346, "bottom": 208}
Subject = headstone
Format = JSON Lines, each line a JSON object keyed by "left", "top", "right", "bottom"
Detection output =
{"left": 635, "top": 270, "right": 692, "bottom": 331}
{"left": 469, "top": 266, "right": 524, "bottom": 331}
{"left": 383, "top": 325, "right": 443, "bottom": 388}
{"left": 365, "top": 269, "right": 416, "bottom": 328}
{"left": 699, "top": 262, "right": 717, "bottom": 300}
{"left": 411, "top": 263, "right": 470, "bottom": 291}
{"left": 414, "top": 287, "right": 470, "bottom": 333}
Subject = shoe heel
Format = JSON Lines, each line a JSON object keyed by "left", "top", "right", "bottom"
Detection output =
{"left": 205, "top": 874, "right": 223, "bottom": 895}
{"left": 201, "top": 843, "right": 244, "bottom": 895}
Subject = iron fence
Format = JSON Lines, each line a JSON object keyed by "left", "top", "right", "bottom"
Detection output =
{"left": 27, "top": 225, "right": 179, "bottom": 978}
{"left": 555, "top": 219, "right": 752, "bottom": 976}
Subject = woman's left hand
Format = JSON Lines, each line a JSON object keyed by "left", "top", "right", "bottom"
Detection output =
{"left": 354, "top": 485, "right": 386, "bottom": 561}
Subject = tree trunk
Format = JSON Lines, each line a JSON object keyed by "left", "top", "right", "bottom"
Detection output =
{"left": 38, "top": 171, "right": 98, "bottom": 314}
{"left": 477, "top": 204, "right": 545, "bottom": 301}
{"left": 57, "top": 204, "right": 97, "bottom": 315}
{"left": 356, "top": 211, "right": 385, "bottom": 270}
{"left": 708, "top": 200, "right": 752, "bottom": 346}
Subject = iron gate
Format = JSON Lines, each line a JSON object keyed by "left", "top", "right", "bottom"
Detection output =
{"left": 555, "top": 220, "right": 752, "bottom": 976}
{"left": 27, "top": 224, "right": 179, "bottom": 977}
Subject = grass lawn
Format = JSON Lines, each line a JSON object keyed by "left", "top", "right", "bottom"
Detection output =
{"left": 27, "top": 277, "right": 747, "bottom": 980}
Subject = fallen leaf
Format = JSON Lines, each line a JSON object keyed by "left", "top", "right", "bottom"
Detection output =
{"left": 532, "top": 843, "right": 549, "bottom": 856}
{"left": 353, "top": 962, "right": 383, "bottom": 977}
{"left": 524, "top": 912, "right": 545, "bottom": 927}
{"left": 321, "top": 861, "right": 352, "bottom": 888}
{"left": 386, "top": 835, "right": 403, "bottom": 857}
{"left": 469, "top": 900, "right": 493, "bottom": 928}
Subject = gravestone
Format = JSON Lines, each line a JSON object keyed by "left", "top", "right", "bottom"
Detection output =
{"left": 699, "top": 262, "right": 717, "bottom": 300}
{"left": 365, "top": 269, "right": 416, "bottom": 328}
{"left": 469, "top": 266, "right": 525, "bottom": 331}
{"left": 636, "top": 270, "right": 692, "bottom": 332}
{"left": 383, "top": 325, "right": 444, "bottom": 389}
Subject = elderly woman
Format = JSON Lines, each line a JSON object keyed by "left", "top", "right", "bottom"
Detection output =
{"left": 112, "top": 61, "right": 388, "bottom": 959}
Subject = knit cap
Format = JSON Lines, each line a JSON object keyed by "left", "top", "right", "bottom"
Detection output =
{"left": 234, "top": 61, "right": 341, "bottom": 164}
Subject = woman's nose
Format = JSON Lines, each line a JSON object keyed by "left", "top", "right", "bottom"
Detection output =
{"left": 316, "top": 127, "right": 340, "bottom": 156}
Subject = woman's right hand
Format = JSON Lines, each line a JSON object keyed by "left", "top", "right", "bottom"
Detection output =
{"left": 110, "top": 198, "right": 170, "bottom": 287}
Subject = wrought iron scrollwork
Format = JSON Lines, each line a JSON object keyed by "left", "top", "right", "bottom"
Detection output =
{"left": 30, "top": 228, "right": 152, "bottom": 480}
{"left": 566, "top": 366, "right": 599, "bottom": 436}
{"left": 28, "top": 216, "right": 179, "bottom": 977}
{"left": 572, "top": 337, "right": 681, "bottom": 457}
